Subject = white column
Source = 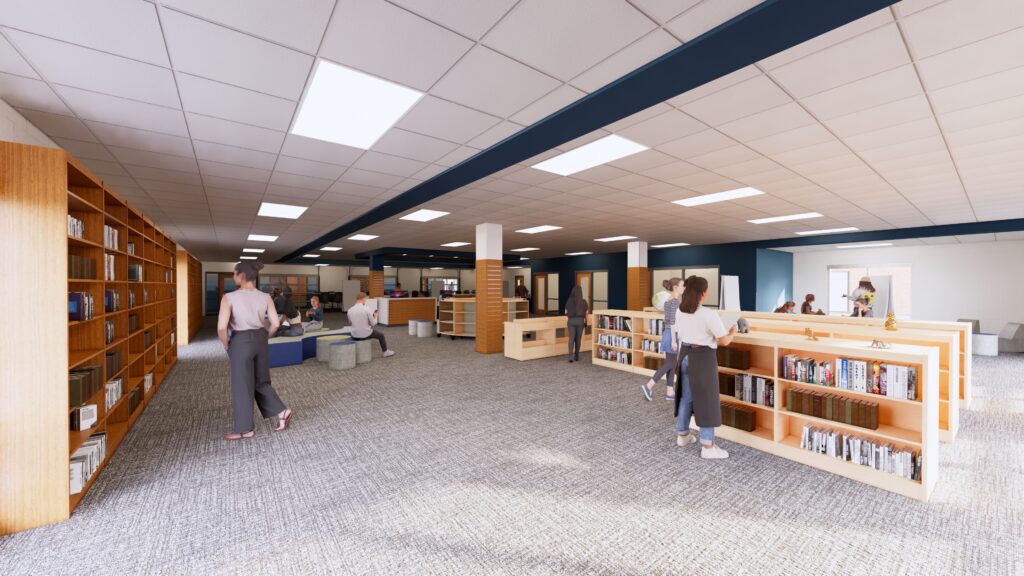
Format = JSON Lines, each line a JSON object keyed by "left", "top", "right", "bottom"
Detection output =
{"left": 627, "top": 241, "right": 648, "bottom": 268}
{"left": 476, "top": 223, "right": 502, "bottom": 261}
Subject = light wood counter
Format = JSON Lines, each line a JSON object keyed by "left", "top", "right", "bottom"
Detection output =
{"left": 504, "top": 316, "right": 592, "bottom": 360}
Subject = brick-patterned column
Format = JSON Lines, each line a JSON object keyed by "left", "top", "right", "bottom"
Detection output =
{"left": 626, "top": 240, "right": 649, "bottom": 310}
{"left": 475, "top": 223, "right": 503, "bottom": 354}
{"left": 368, "top": 256, "right": 385, "bottom": 297}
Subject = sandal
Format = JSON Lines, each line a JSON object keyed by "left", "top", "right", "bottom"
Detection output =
{"left": 224, "top": 430, "right": 255, "bottom": 441}
{"left": 275, "top": 409, "right": 293, "bottom": 431}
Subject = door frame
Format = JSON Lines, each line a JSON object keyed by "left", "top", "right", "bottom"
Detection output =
{"left": 532, "top": 273, "right": 547, "bottom": 315}
{"left": 575, "top": 271, "right": 593, "bottom": 308}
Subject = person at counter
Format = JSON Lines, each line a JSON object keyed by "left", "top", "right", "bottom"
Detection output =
{"left": 390, "top": 283, "right": 407, "bottom": 298}
{"left": 348, "top": 292, "right": 395, "bottom": 357}
{"left": 515, "top": 282, "right": 529, "bottom": 300}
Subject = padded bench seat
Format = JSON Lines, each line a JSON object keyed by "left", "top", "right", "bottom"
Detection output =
{"left": 269, "top": 327, "right": 352, "bottom": 367}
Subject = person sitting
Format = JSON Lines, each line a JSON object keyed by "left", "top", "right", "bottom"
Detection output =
{"left": 347, "top": 292, "right": 395, "bottom": 357}
{"left": 774, "top": 301, "right": 797, "bottom": 314}
{"left": 390, "top": 283, "right": 407, "bottom": 298}
{"left": 843, "top": 277, "right": 876, "bottom": 317}
{"left": 277, "top": 289, "right": 304, "bottom": 337}
{"left": 304, "top": 295, "right": 324, "bottom": 331}
{"left": 800, "top": 294, "right": 826, "bottom": 315}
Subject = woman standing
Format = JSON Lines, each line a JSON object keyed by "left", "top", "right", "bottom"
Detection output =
{"left": 641, "top": 277, "right": 683, "bottom": 402}
{"left": 843, "top": 277, "right": 876, "bottom": 317}
{"left": 565, "top": 285, "right": 589, "bottom": 363}
{"left": 217, "top": 261, "right": 293, "bottom": 440}
{"left": 672, "top": 275, "right": 737, "bottom": 459}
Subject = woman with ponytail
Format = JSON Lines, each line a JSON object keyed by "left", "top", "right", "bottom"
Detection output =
{"left": 641, "top": 277, "right": 683, "bottom": 401}
{"left": 671, "top": 275, "right": 736, "bottom": 459}
{"left": 217, "top": 260, "right": 293, "bottom": 440}
{"left": 564, "top": 285, "right": 589, "bottom": 363}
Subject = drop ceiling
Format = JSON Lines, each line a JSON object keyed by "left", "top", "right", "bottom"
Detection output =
{"left": 1, "top": 0, "right": 1022, "bottom": 261}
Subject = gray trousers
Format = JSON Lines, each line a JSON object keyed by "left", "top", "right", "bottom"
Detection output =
{"left": 228, "top": 329, "right": 286, "bottom": 433}
{"left": 353, "top": 329, "right": 388, "bottom": 352}
{"left": 567, "top": 317, "right": 585, "bottom": 356}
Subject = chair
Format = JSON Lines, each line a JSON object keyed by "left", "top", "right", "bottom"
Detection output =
{"left": 411, "top": 290, "right": 420, "bottom": 297}
{"left": 998, "top": 323, "right": 1024, "bottom": 353}
{"left": 957, "top": 318, "right": 981, "bottom": 334}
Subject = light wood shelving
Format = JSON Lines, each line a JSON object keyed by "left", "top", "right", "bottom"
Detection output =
{"left": 503, "top": 316, "right": 594, "bottom": 360}
{"left": 437, "top": 297, "right": 528, "bottom": 338}
{"left": 591, "top": 310, "right": 940, "bottom": 501}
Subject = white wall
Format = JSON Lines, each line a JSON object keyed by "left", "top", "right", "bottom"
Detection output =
{"left": 0, "top": 100, "right": 57, "bottom": 147}
{"left": 459, "top": 268, "right": 476, "bottom": 291}
{"left": 791, "top": 240, "right": 1024, "bottom": 333}
{"left": 503, "top": 267, "right": 531, "bottom": 297}
{"left": 398, "top": 268, "right": 420, "bottom": 292}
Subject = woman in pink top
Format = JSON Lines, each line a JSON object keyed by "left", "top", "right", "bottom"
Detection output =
{"left": 217, "top": 261, "right": 293, "bottom": 440}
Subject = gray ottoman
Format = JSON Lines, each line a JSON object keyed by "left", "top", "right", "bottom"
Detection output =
{"left": 416, "top": 320, "right": 434, "bottom": 338}
{"left": 328, "top": 341, "right": 356, "bottom": 370}
{"left": 355, "top": 339, "right": 373, "bottom": 364}
{"left": 317, "top": 335, "right": 350, "bottom": 362}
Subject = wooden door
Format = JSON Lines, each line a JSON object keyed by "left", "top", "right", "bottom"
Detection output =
{"left": 576, "top": 271, "right": 592, "bottom": 309}
{"left": 533, "top": 274, "right": 547, "bottom": 315}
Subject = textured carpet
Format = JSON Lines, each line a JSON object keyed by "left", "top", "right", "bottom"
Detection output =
{"left": 1, "top": 315, "right": 1022, "bottom": 575}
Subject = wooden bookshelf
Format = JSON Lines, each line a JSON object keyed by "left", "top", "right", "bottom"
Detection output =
{"left": 176, "top": 249, "right": 201, "bottom": 346}
{"left": 591, "top": 310, "right": 940, "bottom": 501}
{"left": 1, "top": 142, "right": 185, "bottom": 534}
{"left": 437, "top": 298, "right": 528, "bottom": 338}
{"left": 504, "top": 316, "right": 593, "bottom": 360}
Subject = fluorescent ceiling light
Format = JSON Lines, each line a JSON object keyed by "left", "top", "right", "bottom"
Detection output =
{"left": 383, "top": 265, "right": 393, "bottom": 269}
{"left": 429, "top": 267, "right": 443, "bottom": 270}
{"left": 594, "top": 235, "right": 636, "bottom": 242}
{"left": 242, "top": 248, "right": 265, "bottom": 253}
{"left": 258, "top": 202, "right": 307, "bottom": 219}
{"left": 673, "top": 187, "right": 764, "bottom": 207}
{"left": 247, "top": 234, "right": 278, "bottom": 242}
{"left": 239, "top": 256, "right": 257, "bottom": 260}
{"left": 516, "top": 225, "right": 562, "bottom": 234}
{"left": 532, "top": 135, "right": 648, "bottom": 176}
{"left": 291, "top": 60, "right": 423, "bottom": 149}
{"left": 510, "top": 247, "right": 539, "bottom": 252}
{"left": 442, "top": 242, "right": 471, "bottom": 247}
{"left": 348, "top": 234, "right": 378, "bottom": 241}
{"left": 566, "top": 251, "right": 592, "bottom": 256}
{"left": 429, "top": 254, "right": 434, "bottom": 257}
{"left": 651, "top": 242, "right": 690, "bottom": 248}
{"left": 303, "top": 254, "right": 320, "bottom": 258}
{"left": 520, "top": 257, "right": 529, "bottom": 260}
{"left": 400, "top": 209, "right": 449, "bottom": 222}
{"left": 748, "top": 212, "right": 822, "bottom": 224}
{"left": 320, "top": 246, "right": 342, "bottom": 252}
{"left": 796, "top": 227, "right": 859, "bottom": 236}
{"left": 836, "top": 243, "right": 893, "bottom": 249}
{"left": 506, "top": 266, "right": 523, "bottom": 269}
{"left": 315, "top": 263, "right": 329, "bottom": 267}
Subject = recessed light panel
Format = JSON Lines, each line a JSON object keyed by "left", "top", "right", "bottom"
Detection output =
{"left": 400, "top": 209, "right": 450, "bottom": 222}
{"left": 429, "top": 267, "right": 443, "bottom": 270}
{"left": 836, "top": 243, "right": 893, "bottom": 249}
{"left": 242, "top": 248, "right": 265, "bottom": 253}
{"left": 673, "top": 187, "right": 763, "bottom": 207}
{"left": 566, "top": 251, "right": 592, "bottom": 256}
{"left": 594, "top": 235, "right": 637, "bottom": 242}
{"left": 348, "top": 234, "right": 379, "bottom": 241}
{"left": 506, "top": 266, "right": 523, "bottom": 269}
{"left": 532, "top": 135, "right": 648, "bottom": 176}
{"left": 291, "top": 60, "right": 423, "bottom": 149}
{"left": 258, "top": 202, "right": 307, "bottom": 219}
{"left": 516, "top": 225, "right": 562, "bottom": 234}
{"left": 315, "top": 263, "right": 330, "bottom": 267}
{"left": 239, "top": 256, "right": 257, "bottom": 260}
{"left": 795, "top": 227, "right": 859, "bottom": 236}
{"left": 651, "top": 243, "right": 690, "bottom": 248}
{"left": 510, "top": 247, "right": 539, "bottom": 252}
{"left": 748, "top": 212, "right": 822, "bottom": 224}
{"left": 442, "top": 242, "right": 471, "bottom": 247}
{"left": 303, "top": 254, "right": 320, "bottom": 258}
{"left": 247, "top": 234, "right": 278, "bottom": 242}
{"left": 320, "top": 246, "right": 342, "bottom": 251}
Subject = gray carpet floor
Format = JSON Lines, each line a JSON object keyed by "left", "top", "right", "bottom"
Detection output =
{"left": 2, "top": 314, "right": 1022, "bottom": 575}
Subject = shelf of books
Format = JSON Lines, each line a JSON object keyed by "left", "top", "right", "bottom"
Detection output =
{"left": 437, "top": 298, "right": 528, "bottom": 338}
{"left": 590, "top": 310, "right": 940, "bottom": 501}
{"left": 1, "top": 142, "right": 183, "bottom": 534}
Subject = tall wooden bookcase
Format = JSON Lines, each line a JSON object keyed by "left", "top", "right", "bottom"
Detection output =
{"left": 1, "top": 142, "right": 182, "bottom": 534}
{"left": 176, "top": 249, "right": 202, "bottom": 345}
{"left": 592, "top": 309, "right": 940, "bottom": 500}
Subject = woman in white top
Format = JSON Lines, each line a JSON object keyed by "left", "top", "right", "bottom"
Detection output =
{"left": 217, "top": 261, "right": 293, "bottom": 440}
{"left": 671, "top": 275, "right": 737, "bottom": 459}
{"left": 843, "top": 276, "right": 876, "bottom": 317}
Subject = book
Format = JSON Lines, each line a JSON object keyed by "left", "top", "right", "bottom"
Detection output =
{"left": 68, "top": 254, "right": 97, "bottom": 279}
{"left": 104, "top": 289, "right": 120, "bottom": 313}
{"left": 105, "top": 377, "right": 123, "bottom": 410}
{"left": 69, "top": 365, "right": 102, "bottom": 407}
{"left": 70, "top": 404, "right": 98, "bottom": 431}
{"left": 787, "top": 387, "right": 879, "bottom": 430}
{"left": 800, "top": 423, "right": 920, "bottom": 481}
{"left": 68, "top": 214, "right": 85, "bottom": 239}
{"left": 68, "top": 291, "right": 94, "bottom": 321}
{"left": 103, "top": 224, "right": 119, "bottom": 250}
{"left": 69, "top": 431, "right": 107, "bottom": 495}
{"left": 128, "top": 263, "right": 143, "bottom": 282}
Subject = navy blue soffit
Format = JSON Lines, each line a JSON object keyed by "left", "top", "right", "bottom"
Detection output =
{"left": 279, "top": 0, "right": 898, "bottom": 263}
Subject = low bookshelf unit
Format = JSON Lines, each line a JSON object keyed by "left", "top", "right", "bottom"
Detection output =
{"left": 1, "top": 142, "right": 183, "bottom": 534}
{"left": 591, "top": 310, "right": 940, "bottom": 501}
{"left": 437, "top": 297, "right": 528, "bottom": 339}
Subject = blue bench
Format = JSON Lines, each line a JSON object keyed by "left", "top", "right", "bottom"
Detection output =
{"left": 269, "top": 328, "right": 351, "bottom": 367}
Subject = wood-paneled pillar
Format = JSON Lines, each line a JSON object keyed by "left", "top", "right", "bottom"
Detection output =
{"left": 626, "top": 240, "right": 649, "bottom": 310}
{"left": 475, "top": 223, "right": 503, "bottom": 354}
{"left": 368, "top": 256, "right": 385, "bottom": 298}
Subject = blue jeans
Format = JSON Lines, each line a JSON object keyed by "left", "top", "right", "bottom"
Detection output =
{"left": 675, "top": 356, "right": 716, "bottom": 446}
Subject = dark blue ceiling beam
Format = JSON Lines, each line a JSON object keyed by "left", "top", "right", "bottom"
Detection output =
{"left": 279, "top": 0, "right": 899, "bottom": 263}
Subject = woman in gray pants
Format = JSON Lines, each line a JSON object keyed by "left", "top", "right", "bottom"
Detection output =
{"left": 217, "top": 261, "right": 293, "bottom": 440}
{"left": 565, "top": 285, "right": 589, "bottom": 363}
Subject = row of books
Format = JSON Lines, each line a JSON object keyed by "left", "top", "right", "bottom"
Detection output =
{"left": 786, "top": 388, "right": 879, "bottom": 430}
{"left": 69, "top": 365, "right": 102, "bottom": 407}
{"left": 721, "top": 402, "right": 756, "bottom": 432}
{"left": 70, "top": 431, "right": 107, "bottom": 495}
{"left": 128, "top": 289, "right": 137, "bottom": 308}
{"left": 640, "top": 338, "right": 665, "bottom": 353}
{"left": 69, "top": 254, "right": 96, "bottom": 279}
{"left": 128, "top": 314, "right": 139, "bottom": 333}
{"left": 598, "top": 334, "right": 632, "bottom": 348}
{"left": 68, "top": 214, "right": 85, "bottom": 239}
{"left": 143, "top": 372, "right": 154, "bottom": 394}
{"left": 103, "top": 224, "right": 119, "bottom": 250}
{"left": 104, "top": 320, "right": 115, "bottom": 345}
{"left": 780, "top": 355, "right": 918, "bottom": 401}
{"left": 598, "top": 315, "right": 632, "bottom": 332}
{"left": 127, "top": 241, "right": 135, "bottom": 256}
{"left": 800, "top": 424, "right": 922, "bottom": 481}
{"left": 70, "top": 404, "right": 97, "bottom": 431}
{"left": 105, "top": 377, "right": 123, "bottom": 411}
{"left": 104, "top": 253, "right": 116, "bottom": 281}
{"left": 163, "top": 270, "right": 172, "bottom": 283}
{"left": 69, "top": 291, "right": 95, "bottom": 321}
{"left": 128, "top": 263, "right": 143, "bottom": 282}
{"left": 647, "top": 319, "right": 666, "bottom": 336}
{"left": 719, "top": 373, "right": 774, "bottom": 407}
{"left": 105, "top": 289, "right": 120, "bottom": 313}
{"left": 596, "top": 349, "right": 631, "bottom": 364}
{"left": 105, "top": 350, "right": 121, "bottom": 379}
{"left": 716, "top": 346, "right": 750, "bottom": 370}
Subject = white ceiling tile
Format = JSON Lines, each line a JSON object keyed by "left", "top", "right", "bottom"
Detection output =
{"left": 193, "top": 140, "right": 277, "bottom": 170}
{"left": 396, "top": 96, "right": 501, "bottom": 144}
{"left": 320, "top": 0, "right": 473, "bottom": 91}
{"left": 607, "top": 149, "right": 679, "bottom": 173}
{"left": 682, "top": 73, "right": 792, "bottom": 126}
{"left": 916, "top": 26, "right": 1024, "bottom": 90}
{"left": 56, "top": 85, "right": 188, "bottom": 136}
{"left": 616, "top": 108, "right": 705, "bottom": 148}
{"left": 413, "top": 164, "right": 448, "bottom": 180}
{"left": 274, "top": 155, "right": 347, "bottom": 180}
{"left": 667, "top": 65, "right": 761, "bottom": 108}
{"left": 760, "top": 10, "right": 894, "bottom": 70}
{"left": 15, "top": 108, "right": 95, "bottom": 141}
{"left": 125, "top": 164, "right": 202, "bottom": 185}
{"left": 639, "top": 160, "right": 703, "bottom": 182}
{"left": 0, "top": 32, "right": 39, "bottom": 78}
{"left": 717, "top": 102, "right": 816, "bottom": 142}
{"left": 0, "top": 71, "right": 69, "bottom": 115}
{"left": 278, "top": 134, "right": 362, "bottom": 166}
{"left": 109, "top": 146, "right": 199, "bottom": 172}
{"left": 0, "top": 0, "right": 169, "bottom": 66}
{"left": 431, "top": 46, "right": 561, "bottom": 117}
{"left": 160, "top": 10, "right": 312, "bottom": 101}
{"left": 199, "top": 160, "right": 271, "bottom": 183}
{"left": 388, "top": 0, "right": 517, "bottom": 40}
{"left": 630, "top": 0, "right": 702, "bottom": 25}
{"left": 686, "top": 144, "right": 761, "bottom": 171}
{"left": 466, "top": 120, "right": 524, "bottom": 149}
{"left": 371, "top": 128, "right": 460, "bottom": 163}
{"left": 52, "top": 137, "right": 115, "bottom": 162}
{"left": 267, "top": 169, "right": 333, "bottom": 190}
{"left": 823, "top": 95, "right": 933, "bottom": 138}
{"left": 186, "top": 113, "right": 285, "bottom": 153}
{"left": 571, "top": 29, "right": 680, "bottom": 92}
{"left": 176, "top": 73, "right": 294, "bottom": 131}
{"left": 509, "top": 84, "right": 586, "bottom": 125}
{"left": 940, "top": 93, "right": 1024, "bottom": 133}
{"left": 800, "top": 65, "right": 923, "bottom": 120}
{"left": 352, "top": 151, "right": 428, "bottom": 177}
{"left": 86, "top": 120, "right": 194, "bottom": 156}
{"left": 436, "top": 145, "right": 480, "bottom": 167}
{"left": 159, "top": 0, "right": 334, "bottom": 53}
{"left": 80, "top": 159, "right": 129, "bottom": 178}
{"left": 201, "top": 174, "right": 267, "bottom": 193}
{"left": 930, "top": 65, "right": 1024, "bottom": 115}
{"left": 484, "top": 0, "right": 655, "bottom": 80}
{"left": 656, "top": 129, "right": 736, "bottom": 160}
{"left": 664, "top": 0, "right": 763, "bottom": 42}
{"left": 602, "top": 103, "right": 674, "bottom": 132}
{"left": 843, "top": 117, "right": 940, "bottom": 151}
{"left": 900, "top": 0, "right": 1024, "bottom": 59}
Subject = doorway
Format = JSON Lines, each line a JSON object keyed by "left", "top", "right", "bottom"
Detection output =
{"left": 533, "top": 274, "right": 547, "bottom": 315}
{"left": 576, "top": 271, "right": 592, "bottom": 308}
{"left": 204, "top": 272, "right": 237, "bottom": 315}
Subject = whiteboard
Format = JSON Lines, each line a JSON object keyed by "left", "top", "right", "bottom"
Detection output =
{"left": 720, "top": 275, "right": 740, "bottom": 311}
{"left": 685, "top": 267, "right": 719, "bottom": 307}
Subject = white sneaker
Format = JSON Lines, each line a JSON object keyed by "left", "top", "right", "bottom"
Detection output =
{"left": 701, "top": 444, "right": 729, "bottom": 459}
{"left": 383, "top": 350, "right": 395, "bottom": 357}
{"left": 676, "top": 434, "right": 697, "bottom": 447}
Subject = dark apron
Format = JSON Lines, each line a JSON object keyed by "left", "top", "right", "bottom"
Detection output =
{"left": 673, "top": 345, "right": 722, "bottom": 428}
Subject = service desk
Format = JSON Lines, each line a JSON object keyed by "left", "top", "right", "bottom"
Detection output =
{"left": 504, "top": 316, "right": 592, "bottom": 360}
{"left": 377, "top": 297, "right": 436, "bottom": 326}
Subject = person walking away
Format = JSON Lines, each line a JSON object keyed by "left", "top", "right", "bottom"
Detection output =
{"left": 565, "top": 285, "right": 589, "bottom": 363}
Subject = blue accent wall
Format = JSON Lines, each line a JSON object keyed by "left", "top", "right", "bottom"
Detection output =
{"left": 755, "top": 249, "right": 793, "bottom": 312}
{"left": 529, "top": 252, "right": 628, "bottom": 311}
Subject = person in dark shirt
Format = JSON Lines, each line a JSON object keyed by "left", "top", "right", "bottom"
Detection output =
{"left": 305, "top": 295, "right": 324, "bottom": 331}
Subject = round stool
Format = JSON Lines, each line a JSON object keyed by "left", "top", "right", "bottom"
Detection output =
{"left": 354, "top": 339, "right": 373, "bottom": 364}
{"left": 328, "top": 341, "right": 356, "bottom": 370}
{"left": 317, "top": 335, "right": 349, "bottom": 362}
{"left": 408, "top": 322, "right": 417, "bottom": 336}
{"left": 416, "top": 320, "right": 434, "bottom": 338}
